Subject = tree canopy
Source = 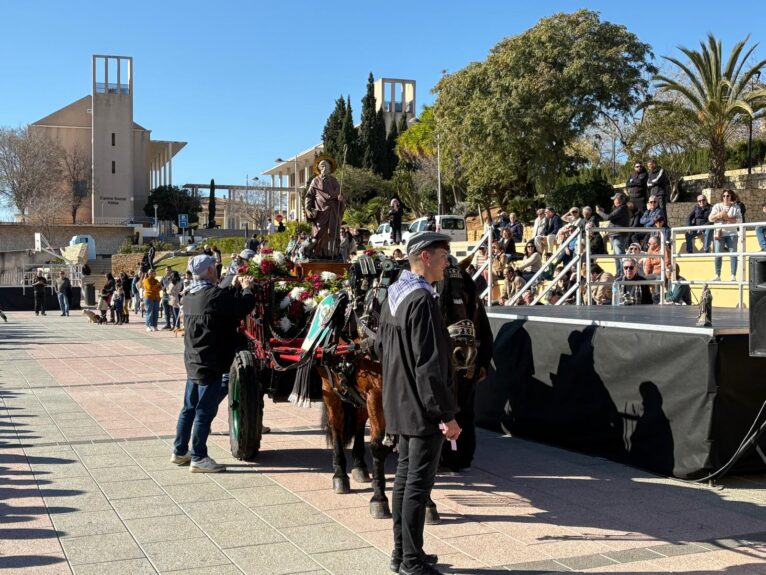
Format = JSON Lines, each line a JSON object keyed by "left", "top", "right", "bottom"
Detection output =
{"left": 145, "top": 185, "right": 202, "bottom": 225}
{"left": 433, "top": 9, "right": 655, "bottom": 212}
{"left": 652, "top": 34, "right": 766, "bottom": 187}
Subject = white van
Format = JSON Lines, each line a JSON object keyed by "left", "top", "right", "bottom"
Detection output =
{"left": 402, "top": 215, "right": 467, "bottom": 244}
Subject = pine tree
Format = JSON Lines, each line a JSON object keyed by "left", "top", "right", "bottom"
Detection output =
{"left": 398, "top": 111, "right": 408, "bottom": 135}
{"left": 371, "top": 108, "right": 388, "bottom": 176}
{"left": 359, "top": 73, "right": 379, "bottom": 173}
{"left": 382, "top": 118, "right": 399, "bottom": 179}
{"left": 339, "top": 96, "right": 360, "bottom": 167}
{"left": 322, "top": 96, "right": 346, "bottom": 164}
{"left": 208, "top": 179, "right": 216, "bottom": 228}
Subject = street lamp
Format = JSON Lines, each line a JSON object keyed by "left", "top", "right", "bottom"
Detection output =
{"left": 153, "top": 203, "right": 159, "bottom": 231}
{"left": 276, "top": 156, "right": 299, "bottom": 221}
{"left": 748, "top": 70, "right": 762, "bottom": 175}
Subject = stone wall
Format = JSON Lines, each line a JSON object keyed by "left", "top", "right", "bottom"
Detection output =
{"left": 0, "top": 223, "right": 135, "bottom": 256}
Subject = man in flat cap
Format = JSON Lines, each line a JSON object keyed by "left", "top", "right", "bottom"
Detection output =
{"left": 170, "top": 254, "right": 256, "bottom": 473}
{"left": 376, "top": 231, "right": 461, "bottom": 575}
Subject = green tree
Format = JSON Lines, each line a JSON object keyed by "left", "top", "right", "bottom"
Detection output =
{"left": 339, "top": 96, "right": 360, "bottom": 167}
{"left": 434, "top": 10, "right": 655, "bottom": 212}
{"left": 145, "top": 185, "right": 202, "bottom": 225}
{"left": 208, "top": 179, "right": 216, "bottom": 228}
{"left": 359, "top": 73, "right": 387, "bottom": 175}
{"left": 382, "top": 117, "right": 398, "bottom": 179}
{"left": 337, "top": 165, "right": 392, "bottom": 214}
{"left": 653, "top": 34, "right": 766, "bottom": 187}
{"left": 322, "top": 96, "right": 346, "bottom": 164}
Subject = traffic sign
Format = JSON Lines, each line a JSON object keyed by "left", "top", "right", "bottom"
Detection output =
{"left": 178, "top": 214, "right": 189, "bottom": 229}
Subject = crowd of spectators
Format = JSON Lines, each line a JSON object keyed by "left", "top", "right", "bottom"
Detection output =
{"left": 472, "top": 164, "right": 763, "bottom": 307}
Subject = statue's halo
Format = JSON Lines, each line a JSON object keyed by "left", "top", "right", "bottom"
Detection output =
{"left": 312, "top": 155, "right": 338, "bottom": 176}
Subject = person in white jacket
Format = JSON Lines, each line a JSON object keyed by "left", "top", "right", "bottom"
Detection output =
{"left": 708, "top": 189, "right": 743, "bottom": 281}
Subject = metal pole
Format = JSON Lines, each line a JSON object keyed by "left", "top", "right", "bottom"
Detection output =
{"left": 612, "top": 137, "right": 617, "bottom": 179}
{"left": 437, "top": 136, "right": 443, "bottom": 214}
{"left": 294, "top": 156, "right": 299, "bottom": 222}
{"left": 748, "top": 119, "right": 753, "bottom": 175}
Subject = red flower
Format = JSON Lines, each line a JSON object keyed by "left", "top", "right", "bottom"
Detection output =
{"left": 299, "top": 291, "right": 312, "bottom": 301}
{"left": 364, "top": 249, "right": 375, "bottom": 256}
{"left": 260, "top": 260, "right": 276, "bottom": 275}
{"left": 313, "top": 281, "right": 323, "bottom": 290}
{"left": 237, "top": 264, "right": 249, "bottom": 274}
{"left": 261, "top": 248, "right": 273, "bottom": 254}
{"left": 288, "top": 300, "right": 303, "bottom": 319}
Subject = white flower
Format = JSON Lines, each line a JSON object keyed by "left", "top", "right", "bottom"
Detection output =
{"left": 278, "top": 316, "right": 292, "bottom": 332}
{"left": 252, "top": 255, "right": 262, "bottom": 265}
{"left": 276, "top": 281, "right": 288, "bottom": 290}
{"left": 303, "top": 298, "right": 317, "bottom": 311}
{"left": 279, "top": 296, "right": 291, "bottom": 309}
{"left": 290, "top": 286, "right": 306, "bottom": 300}
{"left": 273, "top": 252, "right": 286, "bottom": 265}
{"left": 320, "top": 271, "right": 337, "bottom": 282}
{"left": 317, "top": 289, "right": 331, "bottom": 300}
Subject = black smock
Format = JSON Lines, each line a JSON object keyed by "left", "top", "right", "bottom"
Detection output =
{"left": 377, "top": 289, "right": 457, "bottom": 436}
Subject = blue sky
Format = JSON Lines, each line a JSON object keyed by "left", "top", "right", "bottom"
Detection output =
{"left": 1, "top": 0, "right": 765, "bottom": 195}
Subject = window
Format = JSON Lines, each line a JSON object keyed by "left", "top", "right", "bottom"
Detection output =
{"left": 111, "top": 133, "right": 115, "bottom": 146}
{"left": 440, "top": 218, "right": 465, "bottom": 230}
{"left": 111, "top": 161, "right": 115, "bottom": 174}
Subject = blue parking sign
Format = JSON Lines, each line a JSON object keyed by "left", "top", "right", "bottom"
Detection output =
{"left": 178, "top": 214, "right": 189, "bottom": 229}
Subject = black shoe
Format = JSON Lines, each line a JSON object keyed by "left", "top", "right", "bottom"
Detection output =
{"left": 391, "top": 553, "right": 438, "bottom": 573}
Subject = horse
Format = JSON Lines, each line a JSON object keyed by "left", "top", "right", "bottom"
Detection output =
{"left": 318, "top": 255, "right": 492, "bottom": 519}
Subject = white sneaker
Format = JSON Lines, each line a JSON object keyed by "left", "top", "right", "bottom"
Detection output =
{"left": 190, "top": 457, "right": 226, "bottom": 473}
{"left": 710, "top": 275, "right": 721, "bottom": 282}
{"left": 146, "top": 327, "right": 153, "bottom": 332}
{"left": 170, "top": 452, "right": 191, "bottom": 465}
{"left": 731, "top": 275, "right": 737, "bottom": 282}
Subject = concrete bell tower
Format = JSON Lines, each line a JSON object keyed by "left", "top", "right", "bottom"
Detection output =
{"left": 91, "top": 55, "right": 134, "bottom": 223}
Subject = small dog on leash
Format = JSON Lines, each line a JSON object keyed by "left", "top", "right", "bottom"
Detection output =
{"left": 83, "top": 309, "right": 105, "bottom": 324}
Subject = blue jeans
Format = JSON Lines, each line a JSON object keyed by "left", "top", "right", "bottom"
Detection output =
{"left": 171, "top": 306, "right": 181, "bottom": 328}
{"left": 173, "top": 376, "right": 226, "bottom": 461}
{"left": 757, "top": 226, "right": 766, "bottom": 251}
{"left": 162, "top": 299, "right": 172, "bottom": 327}
{"left": 685, "top": 228, "right": 713, "bottom": 253}
{"left": 144, "top": 298, "right": 159, "bottom": 328}
{"left": 714, "top": 234, "right": 738, "bottom": 277}
{"left": 610, "top": 235, "right": 627, "bottom": 276}
{"left": 57, "top": 292, "right": 69, "bottom": 315}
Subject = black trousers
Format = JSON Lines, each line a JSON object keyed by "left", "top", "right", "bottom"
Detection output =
{"left": 441, "top": 377, "right": 476, "bottom": 471}
{"left": 393, "top": 432, "right": 444, "bottom": 569}
{"left": 33, "top": 292, "right": 46, "bottom": 314}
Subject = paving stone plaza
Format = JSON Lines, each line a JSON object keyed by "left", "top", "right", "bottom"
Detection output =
{"left": 2, "top": 312, "right": 766, "bottom": 574}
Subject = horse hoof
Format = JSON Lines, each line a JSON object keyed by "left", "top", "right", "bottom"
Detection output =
{"left": 352, "top": 467, "right": 371, "bottom": 483}
{"left": 333, "top": 476, "right": 351, "bottom": 494}
{"left": 425, "top": 506, "right": 441, "bottom": 525}
{"left": 370, "top": 500, "right": 392, "bottom": 519}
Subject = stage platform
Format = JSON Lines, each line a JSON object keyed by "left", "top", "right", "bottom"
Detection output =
{"left": 476, "top": 304, "right": 766, "bottom": 479}
{"left": 485, "top": 304, "right": 749, "bottom": 336}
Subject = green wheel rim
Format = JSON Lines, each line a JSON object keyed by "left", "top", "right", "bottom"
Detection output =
{"left": 230, "top": 372, "right": 241, "bottom": 440}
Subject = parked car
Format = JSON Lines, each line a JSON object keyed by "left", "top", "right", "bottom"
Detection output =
{"left": 353, "top": 228, "right": 372, "bottom": 247}
{"left": 402, "top": 215, "right": 467, "bottom": 244}
{"left": 369, "top": 223, "right": 393, "bottom": 247}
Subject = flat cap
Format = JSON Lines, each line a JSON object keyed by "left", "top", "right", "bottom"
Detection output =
{"left": 187, "top": 254, "right": 216, "bottom": 276}
{"left": 239, "top": 249, "right": 256, "bottom": 260}
{"left": 405, "top": 231, "right": 451, "bottom": 256}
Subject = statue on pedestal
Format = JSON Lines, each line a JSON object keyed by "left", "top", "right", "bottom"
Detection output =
{"left": 304, "top": 156, "right": 345, "bottom": 260}
{"left": 697, "top": 284, "right": 713, "bottom": 327}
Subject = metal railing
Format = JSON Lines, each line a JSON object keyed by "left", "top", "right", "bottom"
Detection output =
{"left": 469, "top": 228, "right": 494, "bottom": 307}
{"left": 670, "top": 220, "right": 766, "bottom": 308}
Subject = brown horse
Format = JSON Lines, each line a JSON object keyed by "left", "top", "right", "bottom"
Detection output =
{"left": 320, "top": 258, "right": 491, "bottom": 519}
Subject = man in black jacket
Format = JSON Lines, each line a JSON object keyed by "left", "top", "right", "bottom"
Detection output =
{"left": 377, "top": 231, "right": 460, "bottom": 575}
{"left": 32, "top": 272, "right": 47, "bottom": 316}
{"left": 646, "top": 159, "right": 670, "bottom": 216}
{"left": 620, "top": 258, "right": 653, "bottom": 305}
{"left": 171, "top": 254, "right": 256, "bottom": 473}
{"left": 596, "top": 193, "right": 631, "bottom": 276}
{"left": 626, "top": 161, "right": 648, "bottom": 214}
{"left": 685, "top": 195, "right": 713, "bottom": 253}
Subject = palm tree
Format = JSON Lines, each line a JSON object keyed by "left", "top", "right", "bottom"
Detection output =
{"left": 653, "top": 34, "right": 766, "bottom": 188}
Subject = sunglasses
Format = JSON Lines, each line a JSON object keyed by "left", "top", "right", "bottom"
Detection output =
{"left": 722, "top": 194, "right": 732, "bottom": 198}
{"left": 623, "top": 266, "right": 635, "bottom": 270}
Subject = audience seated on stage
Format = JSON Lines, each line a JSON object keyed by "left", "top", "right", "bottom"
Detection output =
{"left": 620, "top": 257, "right": 654, "bottom": 305}
{"left": 588, "top": 263, "right": 614, "bottom": 305}
{"left": 534, "top": 207, "right": 563, "bottom": 257}
{"left": 642, "top": 236, "right": 671, "bottom": 279}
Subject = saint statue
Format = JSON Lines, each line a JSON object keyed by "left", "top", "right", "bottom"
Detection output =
{"left": 697, "top": 284, "right": 713, "bottom": 327}
{"left": 304, "top": 156, "right": 345, "bottom": 259}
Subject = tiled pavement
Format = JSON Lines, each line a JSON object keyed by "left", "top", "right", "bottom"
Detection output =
{"left": 1, "top": 312, "right": 766, "bottom": 574}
